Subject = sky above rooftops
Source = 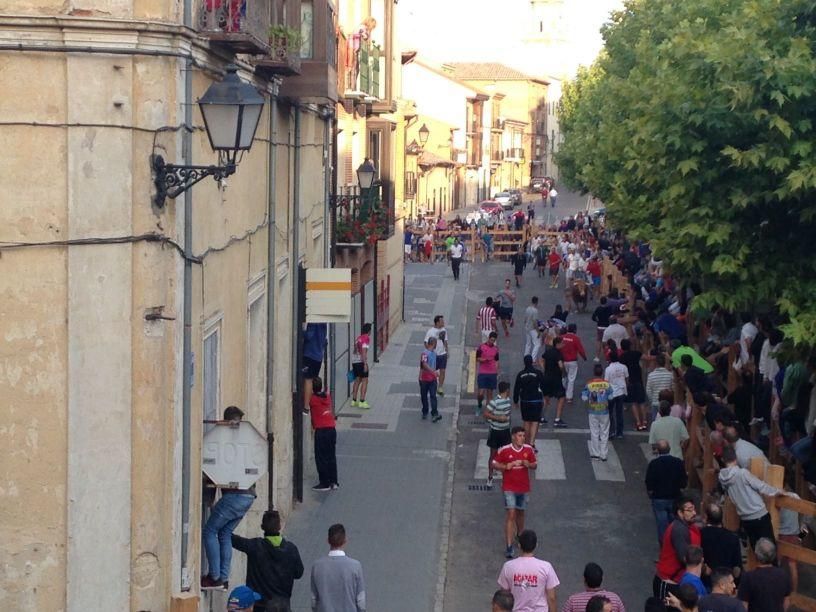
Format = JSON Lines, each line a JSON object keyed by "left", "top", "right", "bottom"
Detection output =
{"left": 399, "top": 0, "right": 624, "bottom": 80}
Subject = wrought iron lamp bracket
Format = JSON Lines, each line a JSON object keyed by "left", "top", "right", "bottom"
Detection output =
{"left": 152, "top": 154, "right": 237, "bottom": 208}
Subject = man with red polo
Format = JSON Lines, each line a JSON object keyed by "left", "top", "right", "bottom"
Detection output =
{"left": 493, "top": 427, "right": 537, "bottom": 559}
{"left": 560, "top": 324, "right": 587, "bottom": 404}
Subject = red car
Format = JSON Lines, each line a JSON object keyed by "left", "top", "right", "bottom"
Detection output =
{"left": 479, "top": 200, "right": 502, "bottom": 215}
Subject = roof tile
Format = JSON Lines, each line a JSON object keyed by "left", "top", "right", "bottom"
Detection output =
{"left": 446, "top": 62, "right": 536, "bottom": 81}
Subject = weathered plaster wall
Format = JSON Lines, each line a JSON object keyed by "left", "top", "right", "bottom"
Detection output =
{"left": 64, "top": 53, "right": 134, "bottom": 612}
{"left": 0, "top": 51, "right": 70, "bottom": 612}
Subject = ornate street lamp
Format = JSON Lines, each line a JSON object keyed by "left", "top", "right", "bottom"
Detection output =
{"left": 418, "top": 123, "right": 430, "bottom": 147}
{"left": 356, "top": 159, "right": 377, "bottom": 190}
{"left": 152, "top": 64, "right": 265, "bottom": 208}
{"left": 356, "top": 159, "right": 377, "bottom": 220}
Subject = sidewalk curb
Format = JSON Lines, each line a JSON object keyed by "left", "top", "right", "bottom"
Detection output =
{"left": 433, "top": 265, "right": 471, "bottom": 612}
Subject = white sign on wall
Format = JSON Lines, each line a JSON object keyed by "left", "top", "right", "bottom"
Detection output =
{"left": 202, "top": 421, "right": 268, "bottom": 489}
{"left": 306, "top": 268, "right": 352, "bottom": 323}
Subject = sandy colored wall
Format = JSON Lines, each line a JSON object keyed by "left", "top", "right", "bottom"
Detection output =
{"left": 0, "top": 47, "right": 69, "bottom": 609}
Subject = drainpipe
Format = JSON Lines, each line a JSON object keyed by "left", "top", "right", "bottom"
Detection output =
{"left": 325, "top": 109, "right": 336, "bottom": 404}
{"left": 266, "top": 95, "right": 278, "bottom": 510}
{"left": 179, "top": 0, "right": 193, "bottom": 587}
{"left": 292, "top": 106, "right": 304, "bottom": 502}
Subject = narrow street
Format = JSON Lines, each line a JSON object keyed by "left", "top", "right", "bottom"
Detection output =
{"left": 285, "top": 189, "right": 655, "bottom": 611}
{"left": 444, "top": 190, "right": 655, "bottom": 609}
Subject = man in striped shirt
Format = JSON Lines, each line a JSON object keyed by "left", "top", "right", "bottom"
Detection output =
{"left": 646, "top": 354, "right": 675, "bottom": 421}
{"left": 483, "top": 381, "right": 512, "bottom": 486}
{"left": 562, "top": 563, "right": 626, "bottom": 612}
{"left": 477, "top": 297, "right": 498, "bottom": 343}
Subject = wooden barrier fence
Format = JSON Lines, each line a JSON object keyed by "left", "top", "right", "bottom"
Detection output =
{"left": 428, "top": 226, "right": 541, "bottom": 262}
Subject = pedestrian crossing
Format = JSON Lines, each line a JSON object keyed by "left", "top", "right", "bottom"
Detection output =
{"left": 473, "top": 438, "right": 653, "bottom": 483}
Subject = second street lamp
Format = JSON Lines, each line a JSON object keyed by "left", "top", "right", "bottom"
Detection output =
{"left": 152, "top": 64, "right": 265, "bottom": 208}
{"left": 418, "top": 123, "right": 430, "bottom": 147}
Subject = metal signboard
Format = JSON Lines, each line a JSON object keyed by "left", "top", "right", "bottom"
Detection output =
{"left": 202, "top": 421, "right": 268, "bottom": 489}
{"left": 306, "top": 268, "right": 352, "bottom": 323}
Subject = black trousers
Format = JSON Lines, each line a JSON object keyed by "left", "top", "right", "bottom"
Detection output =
{"left": 451, "top": 257, "right": 462, "bottom": 279}
{"left": 314, "top": 427, "right": 338, "bottom": 486}
{"left": 256, "top": 595, "right": 292, "bottom": 612}
{"left": 742, "top": 513, "right": 775, "bottom": 549}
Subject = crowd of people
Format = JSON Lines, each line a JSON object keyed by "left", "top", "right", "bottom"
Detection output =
{"left": 210, "top": 193, "right": 816, "bottom": 612}
{"left": 416, "top": 202, "right": 816, "bottom": 611}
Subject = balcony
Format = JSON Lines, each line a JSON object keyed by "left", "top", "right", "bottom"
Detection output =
{"left": 278, "top": 0, "right": 338, "bottom": 102}
{"left": 332, "top": 182, "right": 395, "bottom": 246}
{"left": 198, "top": 0, "right": 270, "bottom": 54}
{"left": 255, "top": 27, "right": 302, "bottom": 76}
{"left": 505, "top": 147, "right": 525, "bottom": 161}
{"left": 491, "top": 150, "right": 504, "bottom": 163}
{"left": 343, "top": 41, "right": 381, "bottom": 100}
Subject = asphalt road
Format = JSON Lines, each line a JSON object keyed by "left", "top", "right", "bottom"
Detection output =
{"left": 443, "top": 190, "right": 657, "bottom": 611}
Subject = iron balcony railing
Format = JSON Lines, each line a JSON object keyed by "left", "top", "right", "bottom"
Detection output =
{"left": 505, "top": 147, "right": 525, "bottom": 160}
{"left": 356, "top": 41, "right": 382, "bottom": 98}
{"left": 198, "top": 0, "right": 270, "bottom": 54}
{"left": 331, "top": 182, "right": 394, "bottom": 245}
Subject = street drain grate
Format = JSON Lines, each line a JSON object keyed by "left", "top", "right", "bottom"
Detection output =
{"left": 468, "top": 484, "right": 493, "bottom": 491}
{"left": 466, "top": 418, "right": 485, "bottom": 425}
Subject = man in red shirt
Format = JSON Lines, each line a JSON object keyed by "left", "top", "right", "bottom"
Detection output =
{"left": 560, "top": 324, "right": 587, "bottom": 404}
{"left": 586, "top": 256, "right": 602, "bottom": 301}
{"left": 493, "top": 427, "right": 537, "bottom": 558}
{"left": 305, "top": 376, "right": 338, "bottom": 491}
{"left": 547, "top": 250, "right": 562, "bottom": 289}
{"left": 654, "top": 495, "right": 701, "bottom": 599}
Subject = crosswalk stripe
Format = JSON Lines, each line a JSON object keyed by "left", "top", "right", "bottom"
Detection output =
{"left": 535, "top": 439, "right": 567, "bottom": 480}
{"left": 467, "top": 351, "right": 476, "bottom": 393}
{"left": 474, "top": 439, "right": 497, "bottom": 481}
{"left": 640, "top": 442, "right": 655, "bottom": 462}
{"left": 587, "top": 442, "right": 625, "bottom": 482}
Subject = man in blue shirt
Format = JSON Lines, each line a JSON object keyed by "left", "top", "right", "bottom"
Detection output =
{"left": 303, "top": 323, "right": 328, "bottom": 409}
{"left": 678, "top": 546, "right": 708, "bottom": 597}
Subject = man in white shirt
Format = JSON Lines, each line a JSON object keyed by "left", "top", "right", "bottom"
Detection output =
{"left": 601, "top": 315, "right": 629, "bottom": 350}
{"left": 497, "top": 530, "right": 559, "bottom": 611}
{"left": 566, "top": 247, "right": 580, "bottom": 283}
{"left": 549, "top": 187, "right": 558, "bottom": 207}
{"left": 604, "top": 353, "right": 629, "bottom": 439}
{"left": 425, "top": 315, "right": 449, "bottom": 396}
{"left": 449, "top": 237, "right": 464, "bottom": 281}
{"left": 523, "top": 297, "right": 541, "bottom": 360}
{"left": 738, "top": 312, "right": 758, "bottom": 368}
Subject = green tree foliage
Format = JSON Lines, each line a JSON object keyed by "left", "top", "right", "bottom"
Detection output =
{"left": 557, "top": 0, "right": 816, "bottom": 347}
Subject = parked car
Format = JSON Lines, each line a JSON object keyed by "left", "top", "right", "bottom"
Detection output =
{"left": 479, "top": 200, "right": 502, "bottom": 215}
{"left": 531, "top": 177, "right": 546, "bottom": 192}
{"left": 494, "top": 191, "right": 513, "bottom": 210}
{"left": 508, "top": 189, "right": 523, "bottom": 206}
